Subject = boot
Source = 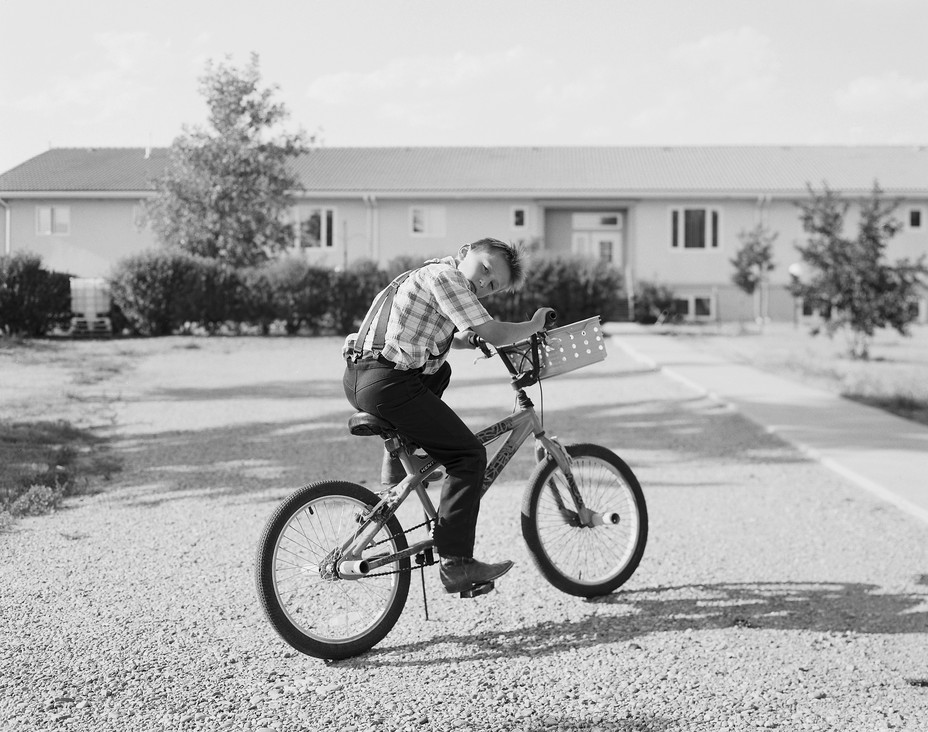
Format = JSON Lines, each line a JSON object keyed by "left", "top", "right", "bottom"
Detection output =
{"left": 439, "top": 556, "right": 513, "bottom": 594}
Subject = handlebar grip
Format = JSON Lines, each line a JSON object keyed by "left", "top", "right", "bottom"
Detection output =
{"left": 544, "top": 310, "right": 558, "bottom": 327}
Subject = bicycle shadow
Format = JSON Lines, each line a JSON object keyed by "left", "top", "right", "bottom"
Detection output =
{"left": 344, "top": 580, "right": 928, "bottom": 668}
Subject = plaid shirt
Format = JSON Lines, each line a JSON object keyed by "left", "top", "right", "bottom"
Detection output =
{"left": 351, "top": 257, "right": 493, "bottom": 373}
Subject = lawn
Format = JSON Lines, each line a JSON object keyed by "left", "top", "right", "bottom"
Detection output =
{"left": 660, "top": 320, "right": 928, "bottom": 427}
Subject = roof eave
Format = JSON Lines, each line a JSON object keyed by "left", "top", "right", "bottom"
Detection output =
{"left": 0, "top": 190, "right": 155, "bottom": 199}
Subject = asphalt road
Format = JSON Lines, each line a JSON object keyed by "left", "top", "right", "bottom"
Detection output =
{"left": 1, "top": 336, "right": 926, "bottom": 731}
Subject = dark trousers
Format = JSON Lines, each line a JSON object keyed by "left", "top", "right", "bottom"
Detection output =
{"left": 343, "top": 359, "right": 486, "bottom": 558}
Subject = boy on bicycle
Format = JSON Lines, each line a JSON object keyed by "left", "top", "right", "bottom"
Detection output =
{"left": 343, "top": 238, "right": 553, "bottom": 594}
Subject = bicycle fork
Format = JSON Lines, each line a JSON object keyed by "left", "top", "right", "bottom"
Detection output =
{"left": 535, "top": 434, "right": 620, "bottom": 528}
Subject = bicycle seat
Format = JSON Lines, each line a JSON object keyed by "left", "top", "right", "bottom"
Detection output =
{"left": 348, "top": 412, "right": 396, "bottom": 437}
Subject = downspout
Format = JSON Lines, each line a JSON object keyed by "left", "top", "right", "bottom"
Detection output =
{"left": 0, "top": 197, "right": 10, "bottom": 255}
{"left": 364, "top": 195, "right": 379, "bottom": 261}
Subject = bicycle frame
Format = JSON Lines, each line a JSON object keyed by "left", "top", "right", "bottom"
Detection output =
{"left": 335, "top": 332, "right": 616, "bottom": 579}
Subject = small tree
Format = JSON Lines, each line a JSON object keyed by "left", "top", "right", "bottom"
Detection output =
{"left": 730, "top": 223, "right": 777, "bottom": 324}
{"left": 792, "top": 183, "right": 927, "bottom": 359}
{"left": 148, "top": 54, "right": 309, "bottom": 267}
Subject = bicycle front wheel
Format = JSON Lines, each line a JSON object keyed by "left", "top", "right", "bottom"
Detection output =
{"left": 522, "top": 444, "right": 648, "bottom": 597}
{"left": 255, "top": 481, "right": 410, "bottom": 660}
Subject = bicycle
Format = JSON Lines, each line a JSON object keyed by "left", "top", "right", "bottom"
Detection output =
{"left": 255, "top": 315, "right": 648, "bottom": 660}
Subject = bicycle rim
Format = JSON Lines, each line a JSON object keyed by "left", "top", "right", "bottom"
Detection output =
{"left": 270, "top": 492, "right": 405, "bottom": 646}
{"left": 527, "top": 445, "right": 646, "bottom": 593}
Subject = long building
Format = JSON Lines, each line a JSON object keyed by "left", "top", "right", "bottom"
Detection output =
{"left": 1, "top": 145, "right": 926, "bottom": 322}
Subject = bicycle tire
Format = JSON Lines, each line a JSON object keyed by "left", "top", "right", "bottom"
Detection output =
{"left": 521, "top": 444, "right": 648, "bottom": 597}
{"left": 255, "top": 480, "right": 411, "bottom": 660}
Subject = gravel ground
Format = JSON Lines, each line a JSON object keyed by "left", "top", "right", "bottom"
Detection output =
{"left": 1, "top": 334, "right": 927, "bottom": 732}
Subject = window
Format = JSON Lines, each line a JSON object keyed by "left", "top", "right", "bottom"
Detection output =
{"left": 36, "top": 206, "right": 70, "bottom": 235}
{"left": 909, "top": 207, "right": 924, "bottom": 230}
{"left": 511, "top": 207, "right": 527, "bottom": 231}
{"left": 694, "top": 297, "right": 712, "bottom": 317}
{"left": 132, "top": 203, "right": 149, "bottom": 232}
{"left": 572, "top": 212, "right": 623, "bottom": 230}
{"left": 670, "top": 207, "right": 720, "bottom": 249}
{"left": 294, "top": 206, "right": 335, "bottom": 248}
{"left": 410, "top": 206, "right": 446, "bottom": 237}
{"left": 673, "top": 295, "right": 713, "bottom": 320}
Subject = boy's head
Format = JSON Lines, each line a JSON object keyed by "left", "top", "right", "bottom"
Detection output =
{"left": 456, "top": 238, "right": 527, "bottom": 299}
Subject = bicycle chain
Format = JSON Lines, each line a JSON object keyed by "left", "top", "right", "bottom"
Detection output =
{"left": 361, "top": 517, "right": 436, "bottom": 578}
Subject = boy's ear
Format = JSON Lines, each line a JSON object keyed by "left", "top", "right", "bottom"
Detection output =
{"left": 457, "top": 243, "right": 471, "bottom": 260}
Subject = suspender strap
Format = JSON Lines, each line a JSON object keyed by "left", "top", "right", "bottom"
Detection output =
{"left": 347, "top": 269, "right": 414, "bottom": 361}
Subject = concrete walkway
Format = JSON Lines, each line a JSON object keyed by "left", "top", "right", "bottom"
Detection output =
{"left": 608, "top": 324, "right": 928, "bottom": 526}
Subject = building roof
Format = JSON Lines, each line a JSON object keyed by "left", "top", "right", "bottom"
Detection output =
{"left": 0, "top": 147, "right": 169, "bottom": 193}
{"left": 1, "top": 145, "right": 926, "bottom": 198}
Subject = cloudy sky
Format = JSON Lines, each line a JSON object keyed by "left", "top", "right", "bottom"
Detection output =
{"left": 1, "top": 0, "right": 926, "bottom": 174}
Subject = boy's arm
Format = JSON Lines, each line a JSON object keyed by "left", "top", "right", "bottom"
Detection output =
{"left": 470, "top": 308, "right": 554, "bottom": 347}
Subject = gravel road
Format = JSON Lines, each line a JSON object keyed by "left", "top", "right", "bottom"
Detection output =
{"left": 1, "top": 334, "right": 927, "bottom": 732}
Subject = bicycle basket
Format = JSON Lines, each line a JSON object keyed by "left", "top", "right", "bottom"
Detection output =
{"left": 538, "top": 316, "right": 606, "bottom": 380}
{"left": 501, "top": 316, "right": 607, "bottom": 381}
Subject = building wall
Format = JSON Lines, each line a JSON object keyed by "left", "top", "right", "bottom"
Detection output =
{"left": 315, "top": 197, "right": 543, "bottom": 266}
{"left": 4, "top": 189, "right": 925, "bottom": 323}
{"left": 4, "top": 196, "right": 157, "bottom": 277}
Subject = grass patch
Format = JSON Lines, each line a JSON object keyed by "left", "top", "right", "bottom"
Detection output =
{"left": 0, "top": 419, "right": 121, "bottom": 528}
{"left": 669, "top": 323, "right": 928, "bottom": 428}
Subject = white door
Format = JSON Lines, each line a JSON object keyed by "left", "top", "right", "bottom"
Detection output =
{"left": 573, "top": 230, "right": 622, "bottom": 265}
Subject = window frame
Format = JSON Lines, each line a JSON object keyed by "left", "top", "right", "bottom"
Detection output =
{"left": 907, "top": 206, "right": 926, "bottom": 231}
{"left": 511, "top": 206, "right": 528, "bottom": 232}
{"left": 670, "top": 206, "right": 721, "bottom": 250}
{"left": 673, "top": 294, "right": 714, "bottom": 320}
{"left": 409, "top": 205, "right": 447, "bottom": 238}
{"left": 293, "top": 205, "right": 337, "bottom": 249}
{"left": 35, "top": 205, "right": 71, "bottom": 236}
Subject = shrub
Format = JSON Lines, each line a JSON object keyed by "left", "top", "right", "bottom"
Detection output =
{"left": 241, "top": 256, "right": 332, "bottom": 334}
{"left": 109, "top": 249, "right": 242, "bottom": 335}
{"left": 0, "top": 252, "right": 72, "bottom": 336}
{"left": 485, "top": 254, "right": 626, "bottom": 325}
{"left": 633, "top": 281, "right": 676, "bottom": 324}
{"left": 328, "top": 259, "right": 389, "bottom": 334}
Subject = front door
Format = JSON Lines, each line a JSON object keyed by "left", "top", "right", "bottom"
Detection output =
{"left": 572, "top": 230, "right": 622, "bottom": 265}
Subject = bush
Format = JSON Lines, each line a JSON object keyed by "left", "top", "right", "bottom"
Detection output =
{"left": 632, "top": 281, "right": 676, "bottom": 324}
{"left": 485, "top": 254, "right": 626, "bottom": 325}
{"left": 109, "top": 249, "right": 243, "bottom": 335}
{"left": 103, "top": 249, "right": 629, "bottom": 337}
{"left": 328, "top": 259, "right": 389, "bottom": 334}
{"left": 240, "top": 256, "right": 332, "bottom": 334}
{"left": 0, "top": 252, "right": 72, "bottom": 336}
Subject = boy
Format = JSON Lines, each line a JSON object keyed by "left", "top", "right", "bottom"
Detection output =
{"left": 343, "top": 238, "right": 553, "bottom": 594}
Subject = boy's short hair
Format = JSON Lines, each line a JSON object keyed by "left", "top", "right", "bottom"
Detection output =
{"left": 465, "top": 238, "right": 528, "bottom": 291}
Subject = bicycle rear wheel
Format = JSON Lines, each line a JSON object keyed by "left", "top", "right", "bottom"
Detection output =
{"left": 255, "top": 481, "right": 410, "bottom": 660}
{"left": 522, "top": 443, "right": 647, "bottom": 597}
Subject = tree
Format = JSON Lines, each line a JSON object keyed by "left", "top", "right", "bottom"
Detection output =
{"left": 147, "top": 54, "right": 309, "bottom": 267}
{"left": 730, "top": 223, "right": 777, "bottom": 324}
{"left": 792, "top": 183, "right": 927, "bottom": 359}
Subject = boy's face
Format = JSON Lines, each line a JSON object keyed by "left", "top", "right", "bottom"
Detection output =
{"left": 458, "top": 247, "right": 512, "bottom": 299}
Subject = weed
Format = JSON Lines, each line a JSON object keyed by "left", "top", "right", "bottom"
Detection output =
{"left": 0, "top": 419, "right": 121, "bottom": 521}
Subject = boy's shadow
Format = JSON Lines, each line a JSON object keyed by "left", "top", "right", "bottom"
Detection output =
{"left": 346, "top": 580, "right": 928, "bottom": 667}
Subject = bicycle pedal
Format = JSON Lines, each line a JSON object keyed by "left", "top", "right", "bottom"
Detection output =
{"left": 459, "top": 581, "right": 494, "bottom": 599}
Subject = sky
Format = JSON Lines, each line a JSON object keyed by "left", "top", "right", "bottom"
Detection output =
{"left": 1, "top": 0, "right": 927, "bottom": 175}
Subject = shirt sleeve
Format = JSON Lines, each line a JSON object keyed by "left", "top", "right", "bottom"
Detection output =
{"left": 428, "top": 267, "right": 493, "bottom": 332}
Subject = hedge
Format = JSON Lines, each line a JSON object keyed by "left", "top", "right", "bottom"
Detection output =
{"left": 8, "top": 249, "right": 639, "bottom": 338}
{"left": 0, "top": 253, "right": 72, "bottom": 336}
